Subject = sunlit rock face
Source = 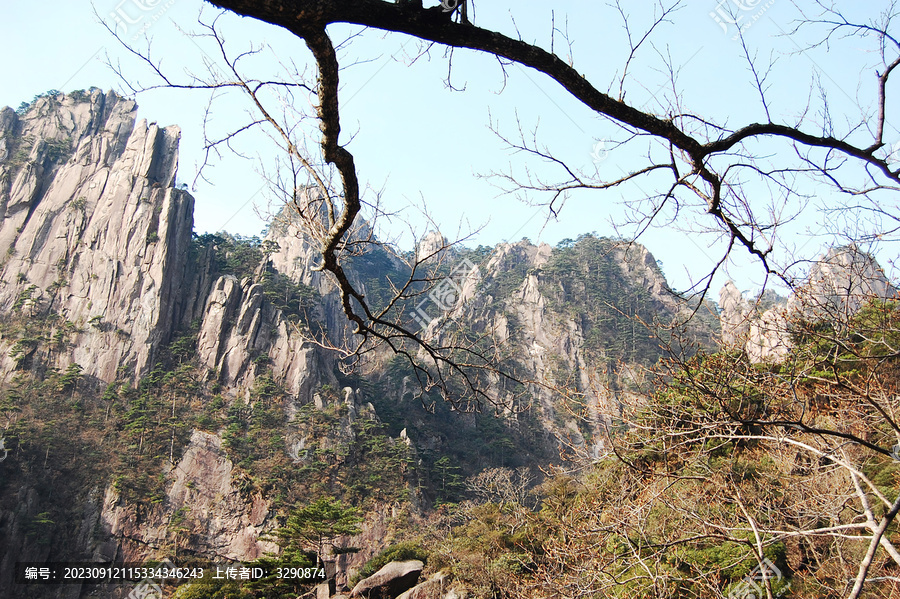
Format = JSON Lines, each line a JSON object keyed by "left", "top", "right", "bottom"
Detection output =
{"left": 0, "top": 92, "right": 342, "bottom": 591}
{"left": 99, "top": 430, "right": 278, "bottom": 561}
{"left": 0, "top": 90, "right": 194, "bottom": 382}
{"left": 719, "top": 246, "right": 894, "bottom": 363}
{"left": 195, "top": 273, "right": 335, "bottom": 401}
{"left": 719, "top": 280, "right": 752, "bottom": 347}
{"left": 0, "top": 91, "right": 336, "bottom": 400}
{"left": 796, "top": 245, "right": 892, "bottom": 318}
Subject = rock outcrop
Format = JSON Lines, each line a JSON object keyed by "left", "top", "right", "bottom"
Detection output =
{"left": 396, "top": 572, "right": 449, "bottom": 599}
{"left": 350, "top": 560, "right": 424, "bottom": 598}
{"left": 0, "top": 92, "right": 341, "bottom": 593}
{"left": 263, "top": 193, "right": 408, "bottom": 351}
{"left": 797, "top": 245, "right": 892, "bottom": 318}
{"left": 719, "top": 246, "right": 894, "bottom": 362}
{"left": 418, "top": 237, "right": 712, "bottom": 461}
{"left": 0, "top": 90, "right": 737, "bottom": 599}
{"left": 195, "top": 274, "right": 335, "bottom": 400}
{"left": 0, "top": 90, "right": 337, "bottom": 401}
{"left": 417, "top": 231, "right": 448, "bottom": 261}
{"left": 0, "top": 89, "right": 194, "bottom": 382}
{"left": 718, "top": 280, "right": 752, "bottom": 346}
{"left": 99, "top": 430, "right": 277, "bottom": 561}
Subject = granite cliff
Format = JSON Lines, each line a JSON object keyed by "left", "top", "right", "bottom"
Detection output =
{"left": 719, "top": 246, "right": 893, "bottom": 362}
{"left": 0, "top": 91, "right": 338, "bottom": 598}
{"left": 0, "top": 91, "right": 720, "bottom": 598}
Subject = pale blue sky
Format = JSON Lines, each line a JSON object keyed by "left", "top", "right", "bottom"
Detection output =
{"left": 1, "top": 0, "right": 895, "bottom": 294}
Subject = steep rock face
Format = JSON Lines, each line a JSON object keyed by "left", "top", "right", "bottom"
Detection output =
{"left": 719, "top": 246, "right": 893, "bottom": 362}
{"left": 0, "top": 484, "right": 98, "bottom": 599}
{"left": 0, "top": 93, "right": 344, "bottom": 596}
{"left": 718, "top": 281, "right": 751, "bottom": 347}
{"left": 196, "top": 274, "right": 336, "bottom": 400}
{"left": 264, "top": 198, "right": 406, "bottom": 350}
{"left": 430, "top": 239, "right": 695, "bottom": 461}
{"left": 0, "top": 90, "right": 336, "bottom": 399}
{"left": 797, "top": 246, "right": 891, "bottom": 318}
{"left": 265, "top": 202, "right": 354, "bottom": 345}
{"left": 99, "top": 430, "right": 277, "bottom": 561}
{"left": 0, "top": 90, "right": 194, "bottom": 382}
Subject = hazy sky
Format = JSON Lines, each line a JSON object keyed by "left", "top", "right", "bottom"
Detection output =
{"left": 1, "top": 0, "right": 895, "bottom": 294}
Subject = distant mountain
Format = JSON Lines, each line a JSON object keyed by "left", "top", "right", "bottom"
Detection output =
{"left": 719, "top": 246, "right": 894, "bottom": 362}
{"left": 0, "top": 90, "right": 719, "bottom": 598}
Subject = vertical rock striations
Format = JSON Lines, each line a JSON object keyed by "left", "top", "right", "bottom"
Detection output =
{"left": 0, "top": 90, "right": 193, "bottom": 382}
{"left": 0, "top": 90, "right": 334, "bottom": 401}
{"left": 718, "top": 246, "right": 894, "bottom": 363}
{"left": 195, "top": 274, "right": 336, "bottom": 400}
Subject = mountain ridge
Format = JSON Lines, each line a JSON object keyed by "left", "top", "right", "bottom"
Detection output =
{"left": 5, "top": 89, "right": 890, "bottom": 598}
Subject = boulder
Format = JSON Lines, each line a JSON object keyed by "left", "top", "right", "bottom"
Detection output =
{"left": 396, "top": 571, "right": 448, "bottom": 599}
{"left": 317, "top": 581, "right": 335, "bottom": 599}
{"left": 349, "top": 560, "right": 424, "bottom": 599}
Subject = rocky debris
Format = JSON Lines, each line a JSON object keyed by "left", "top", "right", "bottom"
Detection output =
{"left": 349, "top": 560, "right": 424, "bottom": 598}
{"left": 0, "top": 89, "right": 194, "bottom": 382}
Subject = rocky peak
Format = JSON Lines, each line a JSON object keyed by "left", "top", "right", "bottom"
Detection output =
{"left": 0, "top": 91, "right": 337, "bottom": 403}
{"left": 265, "top": 190, "right": 334, "bottom": 294}
{"left": 719, "top": 280, "right": 751, "bottom": 347}
{"left": 796, "top": 245, "right": 892, "bottom": 319}
{"left": 720, "top": 246, "right": 893, "bottom": 362}
{"left": 0, "top": 89, "right": 193, "bottom": 382}
{"left": 487, "top": 239, "right": 553, "bottom": 270}
{"left": 417, "top": 230, "right": 448, "bottom": 260}
{"left": 264, "top": 195, "right": 408, "bottom": 349}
